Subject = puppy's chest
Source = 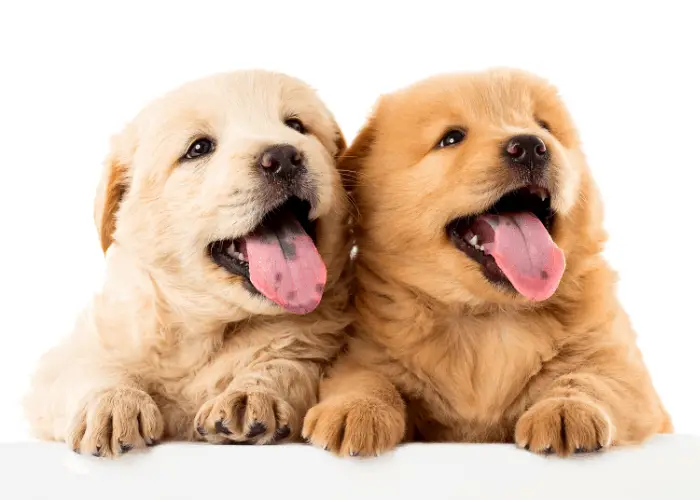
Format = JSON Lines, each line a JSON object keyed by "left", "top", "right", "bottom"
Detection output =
{"left": 148, "top": 338, "right": 221, "bottom": 388}
{"left": 151, "top": 325, "right": 275, "bottom": 395}
{"left": 400, "top": 317, "right": 557, "bottom": 431}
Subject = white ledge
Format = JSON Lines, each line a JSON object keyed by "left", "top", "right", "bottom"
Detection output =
{"left": 3, "top": 435, "right": 700, "bottom": 499}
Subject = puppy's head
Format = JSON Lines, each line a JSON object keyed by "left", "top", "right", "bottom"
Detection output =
{"left": 346, "top": 69, "right": 604, "bottom": 308}
{"left": 95, "top": 70, "right": 348, "bottom": 319}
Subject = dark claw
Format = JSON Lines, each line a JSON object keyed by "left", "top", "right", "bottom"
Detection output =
{"left": 523, "top": 444, "right": 530, "bottom": 451}
{"left": 594, "top": 443, "right": 603, "bottom": 452}
{"left": 274, "top": 425, "right": 291, "bottom": 441}
{"left": 349, "top": 451, "right": 360, "bottom": 457}
{"left": 574, "top": 446, "right": 586, "bottom": 454}
{"left": 119, "top": 442, "right": 133, "bottom": 454}
{"left": 246, "top": 421, "right": 267, "bottom": 438}
{"left": 92, "top": 445, "right": 102, "bottom": 457}
{"left": 73, "top": 448, "right": 80, "bottom": 454}
{"left": 145, "top": 437, "right": 157, "bottom": 447}
{"left": 323, "top": 445, "right": 329, "bottom": 451}
{"left": 215, "top": 420, "right": 232, "bottom": 435}
{"left": 542, "top": 446, "right": 554, "bottom": 455}
{"left": 196, "top": 425, "right": 207, "bottom": 436}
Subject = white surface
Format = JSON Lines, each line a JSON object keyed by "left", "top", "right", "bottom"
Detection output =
{"left": 3, "top": 436, "right": 700, "bottom": 499}
{"left": 1, "top": 1, "right": 699, "bottom": 442}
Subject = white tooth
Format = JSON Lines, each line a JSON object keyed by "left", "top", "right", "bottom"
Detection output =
{"left": 469, "top": 235, "right": 478, "bottom": 247}
{"left": 227, "top": 245, "right": 244, "bottom": 261}
{"left": 479, "top": 245, "right": 485, "bottom": 251}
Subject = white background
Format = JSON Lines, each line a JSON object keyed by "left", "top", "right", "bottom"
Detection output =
{"left": 0, "top": 1, "right": 698, "bottom": 443}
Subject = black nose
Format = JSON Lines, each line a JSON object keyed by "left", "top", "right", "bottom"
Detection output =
{"left": 504, "top": 135, "right": 548, "bottom": 171}
{"left": 259, "top": 144, "right": 305, "bottom": 180}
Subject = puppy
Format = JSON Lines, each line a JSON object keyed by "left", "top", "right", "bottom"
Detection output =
{"left": 303, "top": 68, "right": 672, "bottom": 457}
{"left": 24, "top": 70, "right": 353, "bottom": 456}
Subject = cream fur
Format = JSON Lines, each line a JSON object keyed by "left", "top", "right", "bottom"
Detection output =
{"left": 24, "top": 70, "right": 352, "bottom": 457}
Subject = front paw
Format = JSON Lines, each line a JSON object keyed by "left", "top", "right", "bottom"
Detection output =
{"left": 515, "top": 397, "right": 613, "bottom": 456}
{"left": 194, "top": 388, "right": 297, "bottom": 445}
{"left": 68, "top": 387, "right": 164, "bottom": 458}
{"left": 302, "top": 397, "right": 405, "bottom": 457}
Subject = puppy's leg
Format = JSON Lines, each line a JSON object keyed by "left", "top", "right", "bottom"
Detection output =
{"left": 24, "top": 343, "right": 163, "bottom": 457}
{"left": 514, "top": 332, "right": 670, "bottom": 456}
{"left": 302, "top": 358, "right": 406, "bottom": 457}
{"left": 195, "top": 359, "right": 319, "bottom": 445}
{"left": 68, "top": 385, "right": 163, "bottom": 457}
{"left": 193, "top": 329, "right": 346, "bottom": 445}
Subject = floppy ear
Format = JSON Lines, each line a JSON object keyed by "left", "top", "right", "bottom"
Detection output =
{"left": 338, "top": 108, "right": 378, "bottom": 196}
{"left": 94, "top": 133, "right": 133, "bottom": 254}
{"left": 341, "top": 120, "right": 375, "bottom": 170}
{"left": 334, "top": 130, "right": 347, "bottom": 159}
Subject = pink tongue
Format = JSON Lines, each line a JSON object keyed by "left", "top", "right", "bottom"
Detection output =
{"left": 473, "top": 212, "right": 565, "bottom": 301}
{"left": 242, "top": 214, "right": 326, "bottom": 314}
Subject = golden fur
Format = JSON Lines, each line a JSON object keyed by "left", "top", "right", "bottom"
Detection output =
{"left": 303, "top": 68, "right": 672, "bottom": 457}
{"left": 24, "top": 70, "right": 353, "bottom": 456}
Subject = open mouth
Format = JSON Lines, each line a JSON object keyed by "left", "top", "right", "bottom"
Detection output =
{"left": 446, "top": 185, "right": 566, "bottom": 302}
{"left": 208, "top": 196, "right": 327, "bottom": 315}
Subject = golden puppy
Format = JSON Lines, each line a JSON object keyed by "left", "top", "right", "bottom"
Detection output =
{"left": 24, "top": 70, "right": 353, "bottom": 457}
{"left": 303, "top": 68, "right": 672, "bottom": 457}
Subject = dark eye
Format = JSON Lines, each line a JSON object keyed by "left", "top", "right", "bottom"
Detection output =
{"left": 437, "top": 129, "right": 466, "bottom": 149}
{"left": 184, "top": 138, "right": 214, "bottom": 160}
{"left": 285, "top": 118, "right": 307, "bottom": 134}
{"left": 537, "top": 119, "right": 551, "bottom": 132}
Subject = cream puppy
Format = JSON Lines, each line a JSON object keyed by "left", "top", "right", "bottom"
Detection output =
{"left": 24, "top": 70, "right": 352, "bottom": 457}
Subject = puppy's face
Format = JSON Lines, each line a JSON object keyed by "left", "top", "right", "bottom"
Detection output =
{"left": 96, "top": 71, "right": 348, "bottom": 319}
{"left": 348, "top": 69, "right": 603, "bottom": 307}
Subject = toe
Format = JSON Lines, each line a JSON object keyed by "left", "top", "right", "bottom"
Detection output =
{"left": 246, "top": 421, "right": 267, "bottom": 438}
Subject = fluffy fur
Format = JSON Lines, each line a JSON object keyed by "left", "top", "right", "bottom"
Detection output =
{"left": 302, "top": 68, "right": 672, "bottom": 457}
{"left": 24, "top": 70, "right": 353, "bottom": 456}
